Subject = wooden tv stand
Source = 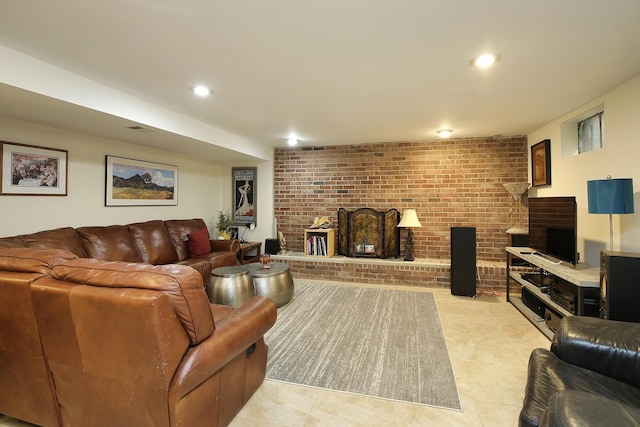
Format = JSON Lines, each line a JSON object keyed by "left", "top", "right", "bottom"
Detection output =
{"left": 505, "top": 247, "right": 600, "bottom": 339}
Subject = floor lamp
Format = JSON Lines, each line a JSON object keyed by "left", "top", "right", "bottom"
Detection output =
{"left": 398, "top": 209, "right": 422, "bottom": 261}
{"left": 587, "top": 177, "right": 635, "bottom": 250}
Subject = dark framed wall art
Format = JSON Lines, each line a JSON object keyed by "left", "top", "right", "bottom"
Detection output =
{"left": 0, "top": 141, "right": 68, "bottom": 196}
{"left": 232, "top": 167, "right": 256, "bottom": 225}
{"left": 531, "top": 139, "right": 551, "bottom": 187}
{"left": 105, "top": 155, "right": 178, "bottom": 206}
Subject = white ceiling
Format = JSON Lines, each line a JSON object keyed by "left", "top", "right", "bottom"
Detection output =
{"left": 1, "top": 0, "right": 640, "bottom": 161}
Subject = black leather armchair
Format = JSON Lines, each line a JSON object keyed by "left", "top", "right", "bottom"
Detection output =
{"left": 520, "top": 316, "right": 640, "bottom": 427}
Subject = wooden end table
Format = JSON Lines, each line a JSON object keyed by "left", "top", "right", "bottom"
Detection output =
{"left": 239, "top": 241, "right": 262, "bottom": 265}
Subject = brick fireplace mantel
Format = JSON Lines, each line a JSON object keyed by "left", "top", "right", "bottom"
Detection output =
{"left": 271, "top": 253, "right": 506, "bottom": 293}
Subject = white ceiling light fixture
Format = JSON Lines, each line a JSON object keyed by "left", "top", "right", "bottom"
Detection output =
{"left": 287, "top": 137, "right": 299, "bottom": 146}
{"left": 437, "top": 129, "right": 453, "bottom": 138}
{"left": 190, "top": 85, "right": 213, "bottom": 97}
{"left": 469, "top": 53, "right": 502, "bottom": 69}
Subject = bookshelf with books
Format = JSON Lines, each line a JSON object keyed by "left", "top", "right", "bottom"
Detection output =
{"left": 304, "top": 229, "right": 335, "bottom": 257}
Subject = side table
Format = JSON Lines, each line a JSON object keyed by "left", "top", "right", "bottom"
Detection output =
{"left": 246, "top": 262, "right": 294, "bottom": 308}
{"left": 239, "top": 241, "right": 262, "bottom": 264}
{"left": 210, "top": 266, "right": 255, "bottom": 307}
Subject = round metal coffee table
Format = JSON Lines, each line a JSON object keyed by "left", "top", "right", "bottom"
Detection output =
{"left": 210, "top": 265, "right": 255, "bottom": 307}
{"left": 246, "top": 262, "right": 294, "bottom": 307}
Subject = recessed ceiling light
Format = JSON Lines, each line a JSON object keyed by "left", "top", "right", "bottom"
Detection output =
{"left": 469, "top": 53, "right": 502, "bottom": 69}
{"left": 190, "top": 85, "right": 213, "bottom": 97}
{"left": 437, "top": 129, "right": 453, "bottom": 138}
{"left": 287, "top": 137, "right": 299, "bottom": 146}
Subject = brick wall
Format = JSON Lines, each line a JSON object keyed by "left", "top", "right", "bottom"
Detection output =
{"left": 274, "top": 136, "right": 528, "bottom": 262}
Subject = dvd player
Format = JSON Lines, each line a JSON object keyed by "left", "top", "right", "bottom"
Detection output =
{"left": 522, "top": 272, "right": 543, "bottom": 287}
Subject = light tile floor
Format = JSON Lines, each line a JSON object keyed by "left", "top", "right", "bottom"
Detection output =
{"left": 0, "top": 280, "right": 548, "bottom": 427}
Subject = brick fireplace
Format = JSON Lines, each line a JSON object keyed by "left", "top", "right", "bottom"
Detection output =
{"left": 272, "top": 136, "right": 528, "bottom": 291}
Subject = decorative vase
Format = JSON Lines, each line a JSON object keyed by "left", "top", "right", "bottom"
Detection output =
{"left": 503, "top": 182, "right": 531, "bottom": 230}
{"left": 219, "top": 230, "right": 231, "bottom": 240}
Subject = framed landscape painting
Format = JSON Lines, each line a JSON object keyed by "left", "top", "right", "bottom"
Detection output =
{"left": 0, "top": 141, "right": 68, "bottom": 196}
{"left": 232, "top": 167, "right": 256, "bottom": 225}
{"left": 105, "top": 156, "right": 178, "bottom": 206}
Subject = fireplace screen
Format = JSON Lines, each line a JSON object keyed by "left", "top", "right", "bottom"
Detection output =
{"left": 337, "top": 208, "right": 400, "bottom": 258}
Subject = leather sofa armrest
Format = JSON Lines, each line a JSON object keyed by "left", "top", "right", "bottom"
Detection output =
{"left": 170, "top": 296, "right": 277, "bottom": 400}
{"left": 540, "top": 390, "right": 640, "bottom": 427}
{"left": 210, "top": 239, "right": 240, "bottom": 254}
{"left": 551, "top": 316, "right": 640, "bottom": 388}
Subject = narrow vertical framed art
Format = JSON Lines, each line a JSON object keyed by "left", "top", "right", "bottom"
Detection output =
{"left": 531, "top": 139, "right": 551, "bottom": 187}
{"left": 232, "top": 167, "right": 257, "bottom": 225}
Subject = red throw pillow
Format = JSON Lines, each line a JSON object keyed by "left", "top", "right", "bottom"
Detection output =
{"left": 187, "top": 227, "right": 211, "bottom": 257}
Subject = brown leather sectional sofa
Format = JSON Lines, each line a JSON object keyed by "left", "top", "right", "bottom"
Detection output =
{"left": 0, "top": 218, "right": 240, "bottom": 282}
{"left": 0, "top": 247, "right": 277, "bottom": 427}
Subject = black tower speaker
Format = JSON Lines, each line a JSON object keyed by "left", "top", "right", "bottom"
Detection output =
{"left": 451, "top": 227, "right": 476, "bottom": 296}
{"left": 264, "top": 238, "right": 280, "bottom": 255}
{"left": 600, "top": 251, "right": 640, "bottom": 322}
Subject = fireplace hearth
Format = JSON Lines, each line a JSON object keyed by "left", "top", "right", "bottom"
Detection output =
{"left": 337, "top": 208, "right": 400, "bottom": 258}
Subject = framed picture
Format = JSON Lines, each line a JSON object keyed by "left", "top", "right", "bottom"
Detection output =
{"left": 0, "top": 141, "right": 68, "bottom": 196}
{"left": 232, "top": 167, "right": 256, "bottom": 225}
{"left": 105, "top": 156, "right": 178, "bottom": 206}
{"left": 531, "top": 139, "right": 551, "bottom": 187}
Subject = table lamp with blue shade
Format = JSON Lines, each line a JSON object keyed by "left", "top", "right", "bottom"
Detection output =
{"left": 587, "top": 177, "right": 635, "bottom": 250}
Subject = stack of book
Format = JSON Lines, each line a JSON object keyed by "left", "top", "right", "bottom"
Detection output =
{"left": 306, "top": 235, "right": 328, "bottom": 256}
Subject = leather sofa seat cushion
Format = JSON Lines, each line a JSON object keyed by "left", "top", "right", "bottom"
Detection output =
{"left": 175, "top": 258, "right": 212, "bottom": 281}
{"left": 165, "top": 218, "right": 208, "bottom": 261}
{"left": 77, "top": 225, "right": 142, "bottom": 262}
{"left": 128, "top": 220, "right": 179, "bottom": 265}
{"left": 540, "top": 390, "right": 640, "bottom": 427}
{"left": 18, "top": 227, "right": 86, "bottom": 258}
{"left": 0, "top": 248, "right": 77, "bottom": 274}
{"left": 51, "top": 258, "right": 214, "bottom": 344}
{"left": 198, "top": 251, "right": 240, "bottom": 269}
{"left": 520, "top": 348, "right": 640, "bottom": 427}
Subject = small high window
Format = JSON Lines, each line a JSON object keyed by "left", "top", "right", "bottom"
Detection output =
{"left": 577, "top": 111, "right": 604, "bottom": 154}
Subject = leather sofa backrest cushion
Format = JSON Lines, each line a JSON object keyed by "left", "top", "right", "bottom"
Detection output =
{"left": 18, "top": 227, "right": 86, "bottom": 258}
{"left": 77, "top": 225, "right": 142, "bottom": 262}
{"left": 32, "top": 280, "right": 190, "bottom": 390}
{"left": 51, "top": 258, "right": 215, "bottom": 344}
{"left": 128, "top": 220, "right": 179, "bottom": 265}
{"left": 187, "top": 227, "right": 211, "bottom": 257}
{"left": 0, "top": 248, "right": 78, "bottom": 274}
{"left": 165, "top": 218, "right": 208, "bottom": 261}
{"left": 0, "top": 249, "right": 68, "bottom": 427}
{"left": 0, "top": 236, "right": 26, "bottom": 249}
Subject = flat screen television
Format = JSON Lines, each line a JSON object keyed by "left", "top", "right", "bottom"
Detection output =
{"left": 528, "top": 196, "right": 578, "bottom": 266}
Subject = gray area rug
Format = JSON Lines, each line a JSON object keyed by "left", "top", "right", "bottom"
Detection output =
{"left": 265, "top": 281, "right": 461, "bottom": 410}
